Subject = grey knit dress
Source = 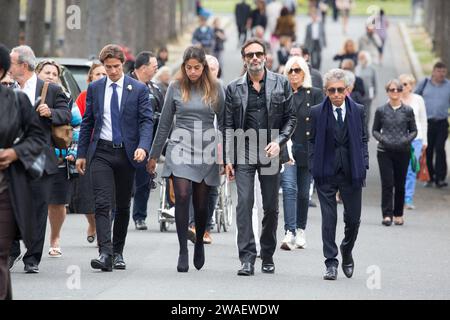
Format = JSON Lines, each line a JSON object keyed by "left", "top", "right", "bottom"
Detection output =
{"left": 149, "top": 81, "right": 224, "bottom": 187}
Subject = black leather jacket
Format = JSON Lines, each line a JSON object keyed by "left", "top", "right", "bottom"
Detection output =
{"left": 224, "top": 70, "right": 297, "bottom": 164}
{"left": 372, "top": 103, "right": 417, "bottom": 152}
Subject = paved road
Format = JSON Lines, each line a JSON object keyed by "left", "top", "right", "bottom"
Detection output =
{"left": 11, "top": 15, "right": 450, "bottom": 300}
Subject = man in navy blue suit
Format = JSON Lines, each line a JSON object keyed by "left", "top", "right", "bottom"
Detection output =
{"left": 77, "top": 44, "right": 153, "bottom": 272}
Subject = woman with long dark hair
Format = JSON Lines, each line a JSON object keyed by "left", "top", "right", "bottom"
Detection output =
{"left": 147, "top": 46, "right": 224, "bottom": 272}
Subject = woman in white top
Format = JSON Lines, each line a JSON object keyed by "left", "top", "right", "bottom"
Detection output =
{"left": 400, "top": 74, "right": 428, "bottom": 209}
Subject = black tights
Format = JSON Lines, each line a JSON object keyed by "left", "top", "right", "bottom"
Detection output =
{"left": 173, "top": 177, "right": 210, "bottom": 256}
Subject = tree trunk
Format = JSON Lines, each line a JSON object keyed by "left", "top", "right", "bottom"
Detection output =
{"left": 26, "top": 0, "right": 46, "bottom": 56}
{"left": 0, "top": 0, "right": 20, "bottom": 48}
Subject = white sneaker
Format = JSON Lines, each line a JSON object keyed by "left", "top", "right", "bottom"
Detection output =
{"left": 295, "top": 229, "right": 307, "bottom": 249}
{"left": 280, "top": 230, "right": 296, "bottom": 251}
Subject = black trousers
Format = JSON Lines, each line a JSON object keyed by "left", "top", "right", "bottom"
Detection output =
{"left": 91, "top": 141, "right": 135, "bottom": 256}
{"left": 10, "top": 174, "right": 51, "bottom": 266}
{"left": 235, "top": 164, "right": 280, "bottom": 265}
{"left": 0, "top": 190, "right": 16, "bottom": 300}
{"left": 427, "top": 119, "right": 449, "bottom": 183}
{"left": 377, "top": 150, "right": 410, "bottom": 218}
{"left": 316, "top": 172, "right": 361, "bottom": 268}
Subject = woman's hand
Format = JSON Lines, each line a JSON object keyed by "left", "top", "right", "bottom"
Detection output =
{"left": 0, "top": 149, "right": 18, "bottom": 170}
{"left": 146, "top": 158, "right": 157, "bottom": 174}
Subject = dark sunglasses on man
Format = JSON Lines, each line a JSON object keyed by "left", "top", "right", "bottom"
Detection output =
{"left": 244, "top": 51, "right": 265, "bottom": 60}
{"left": 327, "top": 87, "right": 346, "bottom": 94}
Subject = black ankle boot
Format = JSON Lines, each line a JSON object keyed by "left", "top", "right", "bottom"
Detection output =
{"left": 177, "top": 252, "right": 189, "bottom": 273}
{"left": 194, "top": 243, "right": 205, "bottom": 270}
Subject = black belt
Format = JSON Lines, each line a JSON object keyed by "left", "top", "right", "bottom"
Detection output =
{"left": 98, "top": 139, "right": 124, "bottom": 149}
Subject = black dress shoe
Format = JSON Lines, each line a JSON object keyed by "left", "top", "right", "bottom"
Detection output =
{"left": 91, "top": 253, "right": 113, "bottom": 272}
{"left": 323, "top": 266, "right": 338, "bottom": 280}
{"left": 237, "top": 262, "right": 254, "bottom": 276}
{"left": 436, "top": 181, "right": 448, "bottom": 188}
{"left": 340, "top": 245, "right": 354, "bottom": 278}
{"left": 113, "top": 253, "right": 126, "bottom": 270}
{"left": 261, "top": 259, "right": 275, "bottom": 274}
{"left": 24, "top": 264, "right": 39, "bottom": 274}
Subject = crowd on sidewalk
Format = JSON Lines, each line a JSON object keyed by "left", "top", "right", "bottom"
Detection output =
{"left": 0, "top": 0, "right": 449, "bottom": 300}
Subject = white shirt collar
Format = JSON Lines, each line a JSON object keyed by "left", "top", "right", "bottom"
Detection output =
{"left": 24, "top": 73, "right": 37, "bottom": 90}
{"left": 332, "top": 102, "right": 346, "bottom": 112}
{"left": 106, "top": 74, "right": 125, "bottom": 89}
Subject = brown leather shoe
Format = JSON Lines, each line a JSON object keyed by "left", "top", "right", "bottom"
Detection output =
{"left": 203, "top": 231, "right": 212, "bottom": 244}
{"left": 394, "top": 216, "right": 404, "bottom": 226}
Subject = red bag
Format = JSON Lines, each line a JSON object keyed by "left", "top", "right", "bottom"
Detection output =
{"left": 417, "top": 149, "right": 430, "bottom": 182}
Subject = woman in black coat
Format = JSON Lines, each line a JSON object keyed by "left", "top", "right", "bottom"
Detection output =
{"left": 279, "top": 56, "right": 324, "bottom": 251}
{"left": 0, "top": 44, "right": 46, "bottom": 300}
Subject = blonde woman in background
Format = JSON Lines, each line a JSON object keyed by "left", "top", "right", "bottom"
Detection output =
{"left": 400, "top": 74, "right": 428, "bottom": 210}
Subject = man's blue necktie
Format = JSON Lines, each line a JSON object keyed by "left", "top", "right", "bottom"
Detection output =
{"left": 336, "top": 108, "right": 344, "bottom": 127}
{"left": 110, "top": 83, "right": 123, "bottom": 145}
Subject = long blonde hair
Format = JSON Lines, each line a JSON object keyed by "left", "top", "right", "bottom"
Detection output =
{"left": 174, "top": 46, "right": 218, "bottom": 109}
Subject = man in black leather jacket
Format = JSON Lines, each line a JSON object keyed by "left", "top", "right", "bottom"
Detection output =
{"left": 224, "top": 39, "right": 297, "bottom": 276}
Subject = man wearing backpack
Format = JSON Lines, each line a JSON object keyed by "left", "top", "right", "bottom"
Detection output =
{"left": 415, "top": 62, "right": 450, "bottom": 188}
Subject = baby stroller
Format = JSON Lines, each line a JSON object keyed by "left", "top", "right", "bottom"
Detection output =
{"left": 214, "top": 176, "right": 234, "bottom": 233}
{"left": 157, "top": 176, "right": 176, "bottom": 232}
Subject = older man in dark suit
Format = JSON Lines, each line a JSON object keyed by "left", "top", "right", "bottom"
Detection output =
{"left": 309, "top": 68, "right": 368, "bottom": 280}
{"left": 8, "top": 45, "right": 71, "bottom": 274}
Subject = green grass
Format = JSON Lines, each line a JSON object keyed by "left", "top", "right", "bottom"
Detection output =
{"left": 409, "top": 27, "right": 439, "bottom": 75}
{"left": 203, "top": 0, "right": 411, "bottom": 16}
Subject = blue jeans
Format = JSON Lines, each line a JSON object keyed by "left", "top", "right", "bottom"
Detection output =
{"left": 280, "top": 163, "right": 311, "bottom": 233}
{"left": 132, "top": 165, "right": 151, "bottom": 222}
{"left": 405, "top": 139, "right": 423, "bottom": 204}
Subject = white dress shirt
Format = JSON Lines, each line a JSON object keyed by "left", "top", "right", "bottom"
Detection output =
{"left": 100, "top": 75, "right": 124, "bottom": 142}
{"left": 332, "top": 103, "right": 346, "bottom": 122}
{"left": 311, "top": 22, "right": 320, "bottom": 40}
{"left": 22, "top": 73, "right": 37, "bottom": 106}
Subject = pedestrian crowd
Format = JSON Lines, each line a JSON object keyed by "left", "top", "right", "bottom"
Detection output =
{"left": 0, "top": 0, "right": 449, "bottom": 300}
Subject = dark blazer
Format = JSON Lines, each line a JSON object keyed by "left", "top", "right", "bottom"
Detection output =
{"left": 291, "top": 87, "right": 324, "bottom": 167}
{"left": 1, "top": 88, "right": 46, "bottom": 248}
{"left": 35, "top": 78, "right": 71, "bottom": 175}
{"left": 224, "top": 70, "right": 297, "bottom": 164}
{"left": 304, "top": 22, "right": 327, "bottom": 51}
{"left": 77, "top": 75, "right": 153, "bottom": 168}
{"left": 308, "top": 100, "right": 369, "bottom": 174}
{"left": 372, "top": 103, "right": 417, "bottom": 153}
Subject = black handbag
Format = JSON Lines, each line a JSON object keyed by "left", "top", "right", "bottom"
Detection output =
{"left": 13, "top": 90, "right": 46, "bottom": 180}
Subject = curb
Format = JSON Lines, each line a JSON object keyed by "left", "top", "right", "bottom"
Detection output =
{"left": 398, "top": 22, "right": 424, "bottom": 80}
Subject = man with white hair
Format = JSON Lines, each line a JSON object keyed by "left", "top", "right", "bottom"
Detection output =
{"left": 308, "top": 68, "right": 368, "bottom": 280}
{"left": 8, "top": 45, "right": 71, "bottom": 274}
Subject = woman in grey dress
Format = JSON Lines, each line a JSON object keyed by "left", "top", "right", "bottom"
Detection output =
{"left": 147, "top": 47, "right": 224, "bottom": 272}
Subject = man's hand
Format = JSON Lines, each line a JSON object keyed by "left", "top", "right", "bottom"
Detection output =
{"left": 36, "top": 104, "right": 52, "bottom": 118}
{"left": 146, "top": 158, "right": 157, "bottom": 174}
{"left": 0, "top": 149, "right": 18, "bottom": 170}
{"left": 265, "top": 142, "right": 281, "bottom": 159}
{"left": 66, "top": 155, "right": 75, "bottom": 162}
{"left": 76, "top": 158, "right": 87, "bottom": 175}
{"left": 225, "top": 164, "right": 235, "bottom": 182}
{"left": 134, "top": 148, "right": 147, "bottom": 163}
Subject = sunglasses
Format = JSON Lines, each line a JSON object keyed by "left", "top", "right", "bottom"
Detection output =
{"left": 288, "top": 68, "right": 302, "bottom": 75}
{"left": 244, "top": 51, "right": 265, "bottom": 60}
{"left": 327, "top": 87, "right": 346, "bottom": 94}
{"left": 1, "top": 81, "right": 15, "bottom": 88}
{"left": 387, "top": 88, "right": 403, "bottom": 93}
